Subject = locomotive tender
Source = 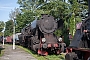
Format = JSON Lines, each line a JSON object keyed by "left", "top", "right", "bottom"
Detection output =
{"left": 19, "top": 14, "right": 63, "bottom": 55}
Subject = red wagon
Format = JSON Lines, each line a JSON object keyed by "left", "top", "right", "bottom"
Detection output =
{"left": 5, "top": 36, "right": 12, "bottom": 43}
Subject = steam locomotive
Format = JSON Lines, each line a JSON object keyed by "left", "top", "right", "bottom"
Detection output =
{"left": 65, "top": 16, "right": 90, "bottom": 60}
{"left": 19, "top": 14, "right": 63, "bottom": 55}
{"left": 18, "top": 14, "right": 64, "bottom": 55}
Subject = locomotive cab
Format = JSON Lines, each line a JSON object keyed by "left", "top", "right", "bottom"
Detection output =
{"left": 65, "top": 16, "right": 90, "bottom": 60}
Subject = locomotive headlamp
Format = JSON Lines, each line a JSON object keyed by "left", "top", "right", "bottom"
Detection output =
{"left": 42, "top": 38, "right": 46, "bottom": 43}
{"left": 58, "top": 37, "right": 62, "bottom": 42}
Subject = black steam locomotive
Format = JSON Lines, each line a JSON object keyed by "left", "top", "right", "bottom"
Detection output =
{"left": 65, "top": 16, "right": 90, "bottom": 60}
{"left": 19, "top": 14, "right": 64, "bottom": 55}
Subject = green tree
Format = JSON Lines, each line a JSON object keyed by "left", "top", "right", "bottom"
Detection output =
{"left": 0, "top": 21, "right": 4, "bottom": 32}
{"left": 4, "top": 20, "right": 13, "bottom": 36}
{"left": 0, "top": 21, "right": 5, "bottom": 36}
{"left": 68, "top": 0, "right": 88, "bottom": 36}
{"left": 16, "top": 10, "right": 35, "bottom": 32}
{"left": 8, "top": 8, "right": 21, "bottom": 33}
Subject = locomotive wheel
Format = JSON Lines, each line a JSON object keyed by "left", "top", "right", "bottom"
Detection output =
{"left": 30, "top": 37, "right": 38, "bottom": 51}
{"left": 65, "top": 52, "right": 78, "bottom": 60}
{"left": 38, "top": 49, "right": 48, "bottom": 56}
{"left": 56, "top": 50, "right": 61, "bottom": 55}
{"left": 23, "top": 39, "right": 28, "bottom": 48}
{"left": 30, "top": 39, "right": 33, "bottom": 50}
{"left": 28, "top": 39, "right": 31, "bottom": 49}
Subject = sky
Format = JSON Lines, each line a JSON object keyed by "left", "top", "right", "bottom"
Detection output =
{"left": 0, "top": 0, "right": 19, "bottom": 22}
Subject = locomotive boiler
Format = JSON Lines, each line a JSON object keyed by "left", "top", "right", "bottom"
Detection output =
{"left": 19, "top": 14, "right": 64, "bottom": 55}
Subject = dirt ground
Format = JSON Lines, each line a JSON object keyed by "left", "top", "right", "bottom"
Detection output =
{"left": 0, "top": 44, "right": 37, "bottom": 60}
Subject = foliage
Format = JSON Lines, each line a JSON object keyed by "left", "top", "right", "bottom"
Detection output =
{"left": 0, "top": 32, "right": 3, "bottom": 36}
{"left": 38, "top": 0, "right": 70, "bottom": 19}
{"left": 0, "top": 21, "right": 5, "bottom": 36}
{"left": 17, "top": 0, "right": 70, "bottom": 19}
{"left": 17, "top": 1, "right": 70, "bottom": 29}
{"left": 2, "top": 8, "right": 21, "bottom": 36}
{"left": 15, "top": 10, "right": 35, "bottom": 32}
{"left": 4, "top": 20, "right": 13, "bottom": 36}
{"left": 54, "top": 29, "right": 62, "bottom": 37}
{"left": 17, "top": 0, "right": 46, "bottom": 13}
{"left": 68, "top": 0, "right": 88, "bottom": 36}
{"left": 0, "top": 21, "right": 4, "bottom": 32}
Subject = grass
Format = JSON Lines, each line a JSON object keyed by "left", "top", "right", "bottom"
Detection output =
{"left": 0, "top": 50, "right": 4, "bottom": 57}
{"left": 18, "top": 46, "right": 65, "bottom": 60}
{"left": 0, "top": 44, "right": 10, "bottom": 57}
{"left": 0, "top": 46, "right": 5, "bottom": 57}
